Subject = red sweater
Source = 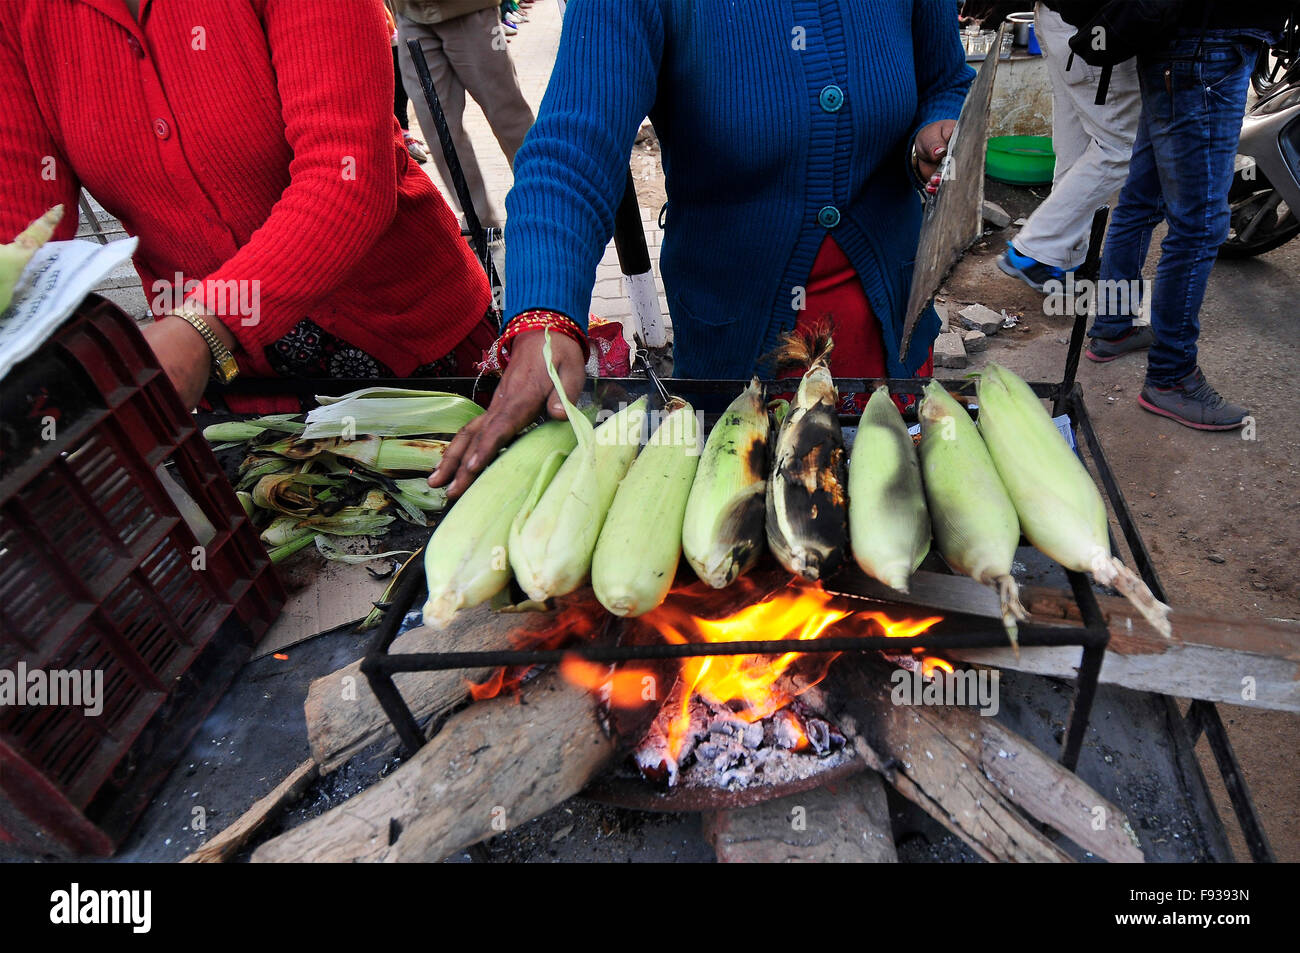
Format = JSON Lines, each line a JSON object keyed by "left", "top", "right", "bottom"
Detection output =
{"left": 0, "top": 0, "right": 491, "bottom": 376}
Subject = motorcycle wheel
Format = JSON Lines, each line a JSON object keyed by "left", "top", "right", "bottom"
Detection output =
{"left": 1220, "top": 181, "right": 1300, "bottom": 258}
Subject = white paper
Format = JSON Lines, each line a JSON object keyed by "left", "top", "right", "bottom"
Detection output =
{"left": 0, "top": 237, "right": 139, "bottom": 381}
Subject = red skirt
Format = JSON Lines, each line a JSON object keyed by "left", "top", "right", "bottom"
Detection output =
{"left": 789, "top": 235, "right": 933, "bottom": 413}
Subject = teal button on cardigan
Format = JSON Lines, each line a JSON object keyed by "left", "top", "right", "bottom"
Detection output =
{"left": 504, "top": 0, "right": 975, "bottom": 379}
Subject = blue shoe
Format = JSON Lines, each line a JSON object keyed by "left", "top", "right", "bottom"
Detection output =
{"left": 998, "top": 245, "right": 1066, "bottom": 292}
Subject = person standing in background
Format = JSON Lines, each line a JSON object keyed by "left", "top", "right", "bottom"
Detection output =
{"left": 394, "top": 0, "right": 535, "bottom": 229}
{"left": 386, "top": 0, "right": 433, "bottom": 164}
{"left": 1085, "top": 0, "right": 1290, "bottom": 429}
{"left": 998, "top": 1, "right": 1140, "bottom": 291}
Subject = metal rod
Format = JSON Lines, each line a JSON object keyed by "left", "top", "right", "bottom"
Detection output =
{"left": 405, "top": 37, "right": 493, "bottom": 275}
{"left": 358, "top": 552, "right": 429, "bottom": 756}
{"left": 368, "top": 621, "right": 1107, "bottom": 675}
{"left": 1060, "top": 570, "right": 1110, "bottom": 770}
{"left": 1054, "top": 206, "right": 1109, "bottom": 417}
{"left": 1185, "top": 700, "right": 1276, "bottom": 862}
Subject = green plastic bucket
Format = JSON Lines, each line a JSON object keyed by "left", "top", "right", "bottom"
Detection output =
{"left": 986, "top": 135, "right": 1056, "bottom": 185}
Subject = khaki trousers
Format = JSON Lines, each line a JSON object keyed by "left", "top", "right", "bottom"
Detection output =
{"left": 397, "top": 8, "right": 535, "bottom": 229}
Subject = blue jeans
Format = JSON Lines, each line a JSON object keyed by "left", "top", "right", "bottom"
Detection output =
{"left": 1089, "top": 35, "right": 1256, "bottom": 387}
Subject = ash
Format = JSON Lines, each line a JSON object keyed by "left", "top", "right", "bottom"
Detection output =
{"left": 634, "top": 682, "right": 853, "bottom": 793}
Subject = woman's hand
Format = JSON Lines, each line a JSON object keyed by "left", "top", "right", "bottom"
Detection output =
{"left": 914, "top": 119, "right": 957, "bottom": 192}
{"left": 429, "top": 329, "right": 586, "bottom": 499}
{"left": 141, "top": 316, "right": 216, "bottom": 410}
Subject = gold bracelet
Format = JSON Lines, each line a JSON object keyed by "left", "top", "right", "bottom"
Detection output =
{"left": 168, "top": 308, "right": 240, "bottom": 384}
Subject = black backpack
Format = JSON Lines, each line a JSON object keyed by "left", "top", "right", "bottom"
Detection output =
{"left": 1056, "top": 1, "right": 1190, "bottom": 68}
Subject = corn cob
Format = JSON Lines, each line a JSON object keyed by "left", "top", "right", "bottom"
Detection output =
{"left": 682, "top": 378, "right": 770, "bottom": 588}
{"left": 422, "top": 419, "right": 577, "bottom": 628}
{"left": 976, "top": 364, "right": 1172, "bottom": 636}
{"left": 918, "top": 380, "right": 1027, "bottom": 648}
{"left": 510, "top": 334, "right": 648, "bottom": 601}
{"left": 329, "top": 436, "right": 447, "bottom": 476}
{"left": 202, "top": 414, "right": 305, "bottom": 442}
{"left": 591, "top": 398, "right": 702, "bottom": 617}
{"left": 0, "top": 206, "right": 63, "bottom": 314}
{"left": 848, "top": 385, "right": 931, "bottom": 593}
{"left": 766, "top": 341, "right": 848, "bottom": 581}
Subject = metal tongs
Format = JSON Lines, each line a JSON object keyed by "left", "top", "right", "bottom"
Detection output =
{"left": 633, "top": 334, "right": 672, "bottom": 409}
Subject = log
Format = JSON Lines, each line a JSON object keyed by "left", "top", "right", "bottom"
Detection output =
{"left": 305, "top": 597, "right": 600, "bottom": 772}
{"left": 826, "top": 656, "right": 1145, "bottom": 863}
{"left": 830, "top": 568, "right": 1300, "bottom": 713}
{"left": 252, "top": 666, "right": 617, "bottom": 863}
{"left": 182, "top": 760, "right": 318, "bottom": 863}
{"left": 703, "top": 769, "right": 897, "bottom": 863}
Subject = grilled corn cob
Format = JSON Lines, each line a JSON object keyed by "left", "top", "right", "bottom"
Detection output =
{"left": 976, "top": 364, "right": 1172, "bottom": 636}
{"left": 422, "top": 419, "right": 577, "bottom": 628}
{"left": 918, "top": 380, "right": 1027, "bottom": 648}
{"left": 591, "top": 398, "right": 702, "bottom": 617}
{"left": 682, "top": 378, "right": 770, "bottom": 588}
{"left": 848, "top": 386, "right": 931, "bottom": 593}
{"left": 510, "top": 335, "right": 648, "bottom": 601}
{"left": 766, "top": 338, "right": 848, "bottom": 581}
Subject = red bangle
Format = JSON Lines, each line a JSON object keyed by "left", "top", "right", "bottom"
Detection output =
{"left": 499, "top": 309, "right": 591, "bottom": 363}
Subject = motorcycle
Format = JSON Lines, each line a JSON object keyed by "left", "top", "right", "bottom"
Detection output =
{"left": 1221, "top": 15, "right": 1300, "bottom": 257}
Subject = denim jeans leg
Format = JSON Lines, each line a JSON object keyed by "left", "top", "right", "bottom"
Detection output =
{"left": 1141, "top": 41, "right": 1253, "bottom": 386}
{"left": 1092, "top": 102, "right": 1163, "bottom": 339}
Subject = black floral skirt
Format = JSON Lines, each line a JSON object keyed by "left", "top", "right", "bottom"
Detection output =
{"left": 264, "top": 315, "right": 498, "bottom": 380}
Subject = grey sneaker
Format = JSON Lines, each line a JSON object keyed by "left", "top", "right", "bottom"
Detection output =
{"left": 1138, "top": 368, "right": 1250, "bottom": 430}
{"left": 1085, "top": 325, "right": 1155, "bottom": 363}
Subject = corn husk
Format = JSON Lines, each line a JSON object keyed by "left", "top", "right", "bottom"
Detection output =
{"left": 918, "top": 380, "right": 1027, "bottom": 649}
{"left": 1, "top": 206, "right": 63, "bottom": 313}
{"left": 765, "top": 340, "right": 848, "bottom": 581}
{"left": 422, "top": 419, "right": 577, "bottom": 628}
{"left": 848, "top": 386, "right": 930, "bottom": 593}
{"left": 682, "top": 378, "right": 769, "bottom": 588}
{"left": 510, "top": 335, "right": 647, "bottom": 601}
{"left": 302, "top": 386, "right": 482, "bottom": 439}
{"left": 591, "top": 398, "right": 702, "bottom": 617}
{"left": 202, "top": 415, "right": 305, "bottom": 442}
{"left": 976, "top": 363, "right": 1172, "bottom": 636}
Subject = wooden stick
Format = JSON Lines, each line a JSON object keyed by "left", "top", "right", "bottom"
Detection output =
{"left": 252, "top": 667, "right": 617, "bottom": 863}
{"left": 182, "top": 760, "right": 318, "bottom": 863}
{"left": 826, "top": 657, "right": 1144, "bottom": 863}
{"left": 306, "top": 596, "right": 600, "bottom": 772}
{"left": 830, "top": 568, "right": 1300, "bottom": 712}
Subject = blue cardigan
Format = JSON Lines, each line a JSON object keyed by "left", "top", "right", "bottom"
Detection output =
{"left": 504, "top": 0, "right": 974, "bottom": 379}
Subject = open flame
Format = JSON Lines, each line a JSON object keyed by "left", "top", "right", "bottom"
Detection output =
{"left": 635, "top": 582, "right": 942, "bottom": 760}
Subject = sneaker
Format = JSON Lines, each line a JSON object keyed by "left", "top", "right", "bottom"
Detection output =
{"left": 402, "top": 133, "right": 430, "bottom": 164}
{"left": 501, "top": 21, "right": 517, "bottom": 36}
{"left": 1085, "top": 325, "right": 1155, "bottom": 363}
{"left": 1138, "top": 367, "right": 1250, "bottom": 431}
{"left": 997, "top": 244, "right": 1066, "bottom": 292}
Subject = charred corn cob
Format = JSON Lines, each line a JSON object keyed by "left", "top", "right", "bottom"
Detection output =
{"left": 591, "top": 398, "right": 702, "bottom": 617}
{"left": 510, "top": 334, "right": 647, "bottom": 601}
{"left": 918, "top": 380, "right": 1027, "bottom": 649}
{"left": 976, "top": 363, "right": 1172, "bottom": 636}
{"left": 422, "top": 419, "right": 577, "bottom": 628}
{"left": 766, "top": 338, "right": 848, "bottom": 581}
{"left": 682, "top": 378, "right": 770, "bottom": 588}
{"left": 848, "top": 386, "right": 931, "bottom": 593}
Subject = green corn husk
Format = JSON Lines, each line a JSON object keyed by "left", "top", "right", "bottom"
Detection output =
{"left": 1, "top": 205, "right": 62, "bottom": 313}
{"left": 592, "top": 398, "right": 702, "bottom": 617}
{"left": 848, "top": 386, "right": 931, "bottom": 593}
{"left": 766, "top": 345, "right": 848, "bottom": 581}
{"left": 918, "top": 380, "right": 1027, "bottom": 650}
{"left": 202, "top": 414, "right": 305, "bottom": 443}
{"left": 302, "top": 387, "right": 482, "bottom": 439}
{"left": 259, "top": 502, "right": 395, "bottom": 548}
{"left": 510, "top": 335, "right": 647, "bottom": 601}
{"left": 392, "top": 478, "right": 448, "bottom": 512}
{"left": 422, "top": 419, "right": 578, "bottom": 628}
{"left": 976, "top": 364, "right": 1172, "bottom": 636}
{"left": 330, "top": 436, "right": 447, "bottom": 476}
{"left": 268, "top": 531, "right": 322, "bottom": 564}
{"left": 236, "top": 454, "right": 295, "bottom": 489}
{"left": 682, "top": 378, "right": 770, "bottom": 588}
